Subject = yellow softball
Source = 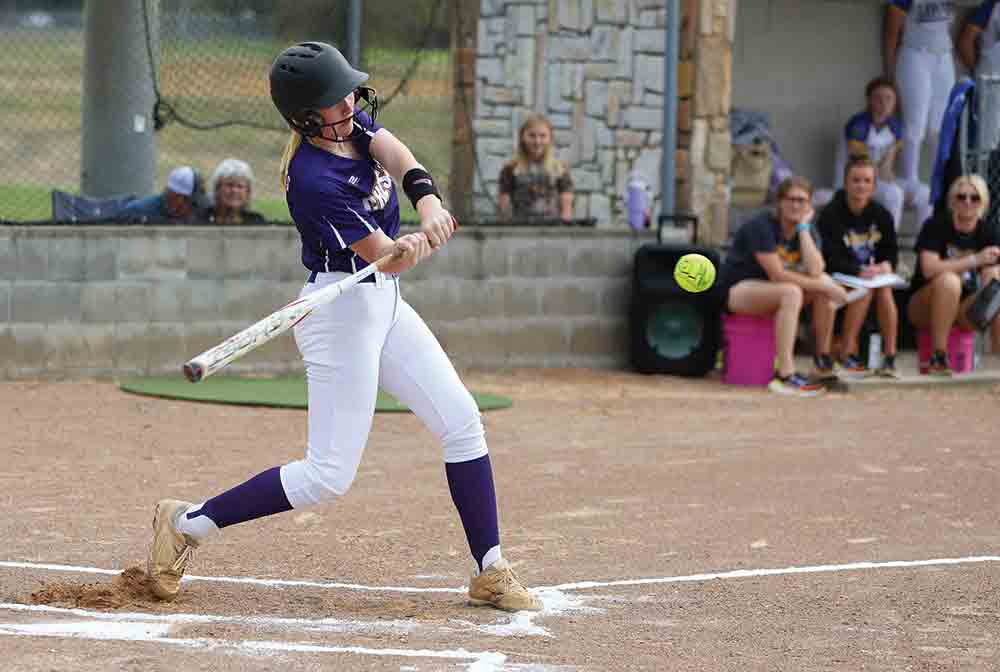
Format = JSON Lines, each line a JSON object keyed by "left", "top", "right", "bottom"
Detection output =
{"left": 674, "top": 253, "right": 716, "bottom": 293}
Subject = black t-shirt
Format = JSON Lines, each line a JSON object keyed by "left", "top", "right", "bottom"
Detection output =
{"left": 911, "top": 212, "right": 997, "bottom": 296}
{"left": 817, "top": 190, "right": 898, "bottom": 276}
{"left": 720, "top": 210, "right": 821, "bottom": 290}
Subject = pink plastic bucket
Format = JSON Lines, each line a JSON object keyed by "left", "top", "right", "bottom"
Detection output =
{"left": 917, "top": 328, "right": 975, "bottom": 374}
{"left": 722, "top": 313, "right": 776, "bottom": 386}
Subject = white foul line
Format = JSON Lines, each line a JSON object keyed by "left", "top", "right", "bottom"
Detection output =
{"left": 0, "top": 601, "right": 422, "bottom": 634}
{"left": 2, "top": 555, "right": 999, "bottom": 596}
{"left": 0, "top": 623, "right": 506, "bottom": 666}
{"left": 0, "top": 560, "right": 462, "bottom": 594}
{"left": 538, "top": 555, "right": 1000, "bottom": 591}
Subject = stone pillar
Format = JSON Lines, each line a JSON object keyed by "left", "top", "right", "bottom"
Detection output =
{"left": 449, "top": 0, "right": 478, "bottom": 220}
{"left": 682, "top": 0, "right": 733, "bottom": 246}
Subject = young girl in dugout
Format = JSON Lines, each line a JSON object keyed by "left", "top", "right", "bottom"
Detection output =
{"left": 717, "top": 176, "right": 850, "bottom": 397}
{"left": 497, "top": 115, "right": 574, "bottom": 222}
{"left": 145, "top": 42, "right": 542, "bottom": 613}
{"left": 817, "top": 157, "right": 901, "bottom": 378}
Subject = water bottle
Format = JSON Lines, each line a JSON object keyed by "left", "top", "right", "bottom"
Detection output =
{"left": 626, "top": 171, "right": 650, "bottom": 231}
{"left": 867, "top": 333, "right": 882, "bottom": 370}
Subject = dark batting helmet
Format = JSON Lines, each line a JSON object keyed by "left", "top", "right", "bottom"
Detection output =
{"left": 269, "top": 41, "right": 378, "bottom": 139}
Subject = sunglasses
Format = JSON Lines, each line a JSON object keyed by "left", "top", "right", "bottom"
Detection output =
{"left": 955, "top": 192, "right": 982, "bottom": 203}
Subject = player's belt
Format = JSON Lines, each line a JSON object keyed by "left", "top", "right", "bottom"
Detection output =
{"left": 901, "top": 44, "right": 952, "bottom": 55}
{"left": 308, "top": 270, "right": 379, "bottom": 284}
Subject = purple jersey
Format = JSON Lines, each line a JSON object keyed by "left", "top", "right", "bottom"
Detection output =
{"left": 285, "top": 110, "right": 400, "bottom": 274}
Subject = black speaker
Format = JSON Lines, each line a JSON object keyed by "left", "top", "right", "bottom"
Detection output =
{"left": 630, "top": 242, "right": 723, "bottom": 376}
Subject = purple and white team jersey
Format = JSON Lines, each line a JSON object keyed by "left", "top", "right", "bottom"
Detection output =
{"left": 285, "top": 110, "right": 400, "bottom": 275}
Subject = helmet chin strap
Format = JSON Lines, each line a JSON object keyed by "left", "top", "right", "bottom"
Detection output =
{"left": 308, "top": 87, "right": 378, "bottom": 143}
{"left": 315, "top": 114, "right": 359, "bottom": 143}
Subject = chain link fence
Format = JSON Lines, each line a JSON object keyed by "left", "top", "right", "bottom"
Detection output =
{"left": 0, "top": 0, "right": 451, "bottom": 223}
{"left": 963, "top": 74, "right": 1000, "bottom": 240}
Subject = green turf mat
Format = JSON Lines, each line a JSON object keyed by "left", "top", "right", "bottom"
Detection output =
{"left": 119, "top": 375, "right": 513, "bottom": 412}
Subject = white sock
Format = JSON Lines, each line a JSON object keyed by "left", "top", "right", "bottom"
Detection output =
{"left": 174, "top": 502, "right": 219, "bottom": 541}
{"left": 478, "top": 545, "right": 502, "bottom": 574}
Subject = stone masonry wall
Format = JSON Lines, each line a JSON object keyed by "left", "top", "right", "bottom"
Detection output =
{"left": 471, "top": 1, "right": 733, "bottom": 244}
{"left": 0, "top": 225, "right": 665, "bottom": 379}
{"left": 473, "top": 0, "right": 671, "bottom": 228}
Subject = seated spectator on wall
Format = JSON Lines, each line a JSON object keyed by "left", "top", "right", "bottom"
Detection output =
{"left": 718, "top": 176, "right": 849, "bottom": 397}
{"left": 817, "top": 158, "right": 901, "bottom": 379}
{"left": 908, "top": 174, "right": 1000, "bottom": 375}
{"left": 201, "top": 158, "right": 265, "bottom": 225}
{"left": 118, "top": 166, "right": 200, "bottom": 223}
{"left": 814, "top": 77, "right": 932, "bottom": 232}
{"left": 498, "top": 115, "right": 573, "bottom": 222}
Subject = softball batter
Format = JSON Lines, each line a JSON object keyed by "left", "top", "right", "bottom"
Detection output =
{"left": 147, "top": 42, "right": 542, "bottom": 613}
{"left": 883, "top": 1, "right": 957, "bottom": 196}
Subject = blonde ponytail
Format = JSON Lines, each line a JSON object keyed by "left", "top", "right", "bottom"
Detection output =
{"left": 279, "top": 131, "right": 303, "bottom": 190}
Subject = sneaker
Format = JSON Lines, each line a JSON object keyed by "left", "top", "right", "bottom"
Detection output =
{"left": 768, "top": 372, "right": 826, "bottom": 397}
{"left": 468, "top": 558, "right": 543, "bottom": 612}
{"left": 838, "top": 354, "right": 870, "bottom": 378}
{"left": 927, "top": 350, "right": 952, "bottom": 377}
{"left": 875, "top": 355, "right": 899, "bottom": 379}
{"left": 811, "top": 354, "right": 838, "bottom": 382}
{"left": 147, "top": 499, "right": 198, "bottom": 601}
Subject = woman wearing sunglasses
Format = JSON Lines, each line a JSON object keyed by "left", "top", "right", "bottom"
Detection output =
{"left": 907, "top": 174, "right": 1000, "bottom": 375}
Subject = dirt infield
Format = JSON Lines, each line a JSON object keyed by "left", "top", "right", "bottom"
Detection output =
{"left": 1, "top": 370, "right": 999, "bottom": 671}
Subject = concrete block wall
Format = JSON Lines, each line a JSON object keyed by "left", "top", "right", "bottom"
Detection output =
{"left": 0, "top": 225, "right": 671, "bottom": 379}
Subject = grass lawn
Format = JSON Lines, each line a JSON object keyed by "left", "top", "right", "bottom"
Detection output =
{"left": 0, "top": 26, "right": 453, "bottom": 223}
{"left": 0, "top": 184, "right": 56, "bottom": 221}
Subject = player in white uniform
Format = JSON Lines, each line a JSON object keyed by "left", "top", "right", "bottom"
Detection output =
{"left": 884, "top": 1, "right": 957, "bottom": 195}
{"left": 145, "top": 42, "right": 542, "bottom": 613}
{"left": 959, "top": 1, "right": 1000, "bottom": 149}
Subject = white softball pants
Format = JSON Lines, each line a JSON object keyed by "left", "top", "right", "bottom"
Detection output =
{"left": 280, "top": 272, "right": 487, "bottom": 509}
{"left": 874, "top": 180, "right": 932, "bottom": 232}
{"left": 896, "top": 47, "right": 954, "bottom": 187}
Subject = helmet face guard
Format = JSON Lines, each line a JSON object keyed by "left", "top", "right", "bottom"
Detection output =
{"left": 269, "top": 42, "right": 378, "bottom": 140}
{"left": 298, "top": 85, "right": 379, "bottom": 141}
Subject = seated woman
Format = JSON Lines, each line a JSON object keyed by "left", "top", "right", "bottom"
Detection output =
{"left": 497, "top": 115, "right": 573, "bottom": 222}
{"left": 907, "top": 174, "right": 1000, "bottom": 375}
{"left": 201, "top": 158, "right": 265, "bottom": 225}
{"left": 814, "top": 77, "right": 932, "bottom": 232}
{"left": 719, "top": 176, "right": 849, "bottom": 396}
{"left": 817, "top": 157, "right": 900, "bottom": 378}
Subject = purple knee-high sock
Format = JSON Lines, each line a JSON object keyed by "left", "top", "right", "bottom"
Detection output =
{"left": 445, "top": 454, "right": 500, "bottom": 572}
{"left": 187, "top": 466, "right": 292, "bottom": 529}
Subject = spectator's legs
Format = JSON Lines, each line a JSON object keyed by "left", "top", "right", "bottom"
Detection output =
{"left": 874, "top": 181, "right": 904, "bottom": 231}
{"left": 907, "top": 272, "right": 961, "bottom": 351}
{"left": 805, "top": 279, "right": 837, "bottom": 360}
{"left": 727, "top": 280, "right": 803, "bottom": 377}
{"left": 874, "top": 286, "right": 899, "bottom": 356}
{"left": 840, "top": 291, "right": 874, "bottom": 357}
